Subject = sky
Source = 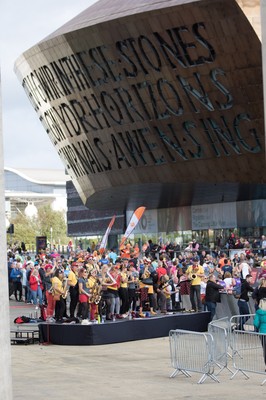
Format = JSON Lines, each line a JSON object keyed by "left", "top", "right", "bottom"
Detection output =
{"left": 0, "top": 0, "right": 98, "bottom": 170}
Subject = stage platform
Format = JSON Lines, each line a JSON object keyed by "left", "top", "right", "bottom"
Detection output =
{"left": 39, "top": 311, "right": 211, "bottom": 346}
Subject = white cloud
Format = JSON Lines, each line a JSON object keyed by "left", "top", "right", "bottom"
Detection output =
{"left": 0, "top": 0, "right": 98, "bottom": 169}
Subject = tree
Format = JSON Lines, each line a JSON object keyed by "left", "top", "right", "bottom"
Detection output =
{"left": 9, "top": 204, "right": 70, "bottom": 250}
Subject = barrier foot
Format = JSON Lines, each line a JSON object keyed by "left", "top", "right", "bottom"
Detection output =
{"left": 215, "top": 364, "right": 234, "bottom": 376}
{"left": 170, "top": 369, "right": 191, "bottom": 378}
{"left": 261, "top": 377, "right": 266, "bottom": 386}
{"left": 198, "top": 373, "right": 220, "bottom": 384}
{"left": 230, "top": 369, "right": 249, "bottom": 380}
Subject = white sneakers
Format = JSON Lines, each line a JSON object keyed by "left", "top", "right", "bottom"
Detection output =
{"left": 46, "top": 317, "right": 56, "bottom": 323}
{"left": 81, "top": 319, "right": 90, "bottom": 325}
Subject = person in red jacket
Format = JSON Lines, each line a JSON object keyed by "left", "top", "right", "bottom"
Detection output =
{"left": 29, "top": 268, "right": 43, "bottom": 305}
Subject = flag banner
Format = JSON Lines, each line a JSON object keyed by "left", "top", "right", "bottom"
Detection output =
{"left": 119, "top": 206, "right": 146, "bottom": 249}
{"left": 99, "top": 215, "right": 116, "bottom": 253}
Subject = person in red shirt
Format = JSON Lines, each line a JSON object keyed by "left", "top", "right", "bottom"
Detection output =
{"left": 29, "top": 268, "right": 43, "bottom": 305}
{"left": 156, "top": 260, "right": 167, "bottom": 282}
{"left": 155, "top": 259, "right": 167, "bottom": 312}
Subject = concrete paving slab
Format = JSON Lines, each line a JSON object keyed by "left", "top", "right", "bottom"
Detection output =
{"left": 9, "top": 299, "right": 266, "bottom": 400}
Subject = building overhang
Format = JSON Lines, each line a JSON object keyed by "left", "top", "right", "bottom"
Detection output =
{"left": 15, "top": 0, "right": 266, "bottom": 210}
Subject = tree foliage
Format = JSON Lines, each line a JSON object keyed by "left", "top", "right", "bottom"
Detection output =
{"left": 8, "top": 204, "right": 70, "bottom": 249}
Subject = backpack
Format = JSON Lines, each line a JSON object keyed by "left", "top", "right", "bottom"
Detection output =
{"left": 14, "top": 316, "right": 31, "bottom": 324}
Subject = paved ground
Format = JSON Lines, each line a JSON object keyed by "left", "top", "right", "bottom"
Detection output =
{"left": 9, "top": 299, "right": 266, "bottom": 400}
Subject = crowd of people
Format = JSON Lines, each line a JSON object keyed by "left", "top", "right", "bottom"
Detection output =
{"left": 7, "top": 238, "right": 266, "bottom": 326}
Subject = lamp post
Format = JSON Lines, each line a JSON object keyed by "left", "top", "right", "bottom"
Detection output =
{"left": 50, "top": 227, "right": 53, "bottom": 251}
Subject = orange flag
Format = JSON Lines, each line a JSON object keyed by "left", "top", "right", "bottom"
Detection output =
{"left": 119, "top": 207, "right": 146, "bottom": 249}
{"left": 99, "top": 215, "right": 116, "bottom": 253}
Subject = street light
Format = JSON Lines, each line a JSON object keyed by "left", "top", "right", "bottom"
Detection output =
{"left": 50, "top": 227, "right": 53, "bottom": 250}
{"left": 25, "top": 202, "right": 37, "bottom": 218}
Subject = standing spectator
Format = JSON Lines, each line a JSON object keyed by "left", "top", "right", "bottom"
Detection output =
{"left": 221, "top": 259, "right": 233, "bottom": 276}
{"left": 227, "top": 233, "right": 236, "bottom": 249}
{"left": 21, "top": 265, "right": 28, "bottom": 302}
{"left": 108, "top": 248, "right": 118, "bottom": 265}
{"left": 26, "top": 262, "right": 34, "bottom": 304}
{"left": 238, "top": 274, "right": 254, "bottom": 330}
{"left": 200, "top": 276, "right": 208, "bottom": 310}
{"left": 192, "top": 239, "right": 199, "bottom": 252}
{"left": 10, "top": 261, "right": 23, "bottom": 301}
{"left": 205, "top": 274, "right": 224, "bottom": 320}
{"left": 253, "top": 298, "right": 266, "bottom": 370}
{"left": 99, "top": 253, "right": 109, "bottom": 266}
{"left": 223, "top": 272, "right": 236, "bottom": 292}
{"left": 8, "top": 259, "right": 15, "bottom": 298}
{"left": 258, "top": 258, "right": 266, "bottom": 280}
{"left": 29, "top": 268, "right": 43, "bottom": 305}
{"left": 261, "top": 235, "right": 266, "bottom": 256}
{"left": 239, "top": 256, "right": 252, "bottom": 279}
{"left": 257, "top": 279, "right": 266, "bottom": 303}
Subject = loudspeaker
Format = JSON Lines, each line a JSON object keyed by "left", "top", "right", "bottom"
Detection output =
{"left": 7, "top": 224, "right": 14, "bottom": 234}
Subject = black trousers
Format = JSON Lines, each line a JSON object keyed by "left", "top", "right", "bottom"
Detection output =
{"left": 80, "top": 302, "right": 89, "bottom": 320}
{"left": 69, "top": 286, "right": 79, "bottom": 318}
{"left": 55, "top": 297, "right": 65, "bottom": 321}
{"left": 13, "top": 281, "right": 22, "bottom": 300}
{"left": 260, "top": 335, "right": 266, "bottom": 364}
{"left": 119, "top": 287, "right": 129, "bottom": 314}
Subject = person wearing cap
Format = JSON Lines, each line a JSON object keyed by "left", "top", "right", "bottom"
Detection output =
{"left": 87, "top": 268, "right": 101, "bottom": 322}
{"left": 186, "top": 257, "right": 204, "bottom": 312}
{"left": 43, "top": 264, "right": 56, "bottom": 321}
{"left": 120, "top": 243, "right": 132, "bottom": 260}
{"left": 105, "top": 266, "right": 123, "bottom": 319}
{"left": 51, "top": 268, "right": 67, "bottom": 322}
{"left": 78, "top": 268, "right": 90, "bottom": 322}
{"left": 128, "top": 263, "right": 139, "bottom": 312}
{"left": 138, "top": 260, "right": 157, "bottom": 318}
{"left": 119, "top": 263, "right": 129, "bottom": 317}
{"left": 67, "top": 262, "right": 79, "bottom": 318}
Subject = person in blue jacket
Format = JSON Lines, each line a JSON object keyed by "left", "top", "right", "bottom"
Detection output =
{"left": 10, "top": 261, "right": 23, "bottom": 301}
{"left": 254, "top": 298, "right": 266, "bottom": 370}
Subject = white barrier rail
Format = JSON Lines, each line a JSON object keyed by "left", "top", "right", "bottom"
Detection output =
{"left": 230, "top": 329, "right": 266, "bottom": 386}
{"left": 208, "top": 317, "right": 233, "bottom": 375}
{"left": 169, "top": 329, "right": 219, "bottom": 384}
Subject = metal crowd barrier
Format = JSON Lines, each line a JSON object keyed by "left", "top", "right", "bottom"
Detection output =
{"left": 230, "top": 329, "right": 266, "bottom": 386}
{"left": 229, "top": 314, "right": 255, "bottom": 356}
{"left": 208, "top": 317, "right": 232, "bottom": 374}
{"left": 169, "top": 329, "right": 219, "bottom": 384}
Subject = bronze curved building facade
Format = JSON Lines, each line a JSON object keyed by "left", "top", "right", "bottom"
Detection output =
{"left": 15, "top": 0, "right": 266, "bottom": 241}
